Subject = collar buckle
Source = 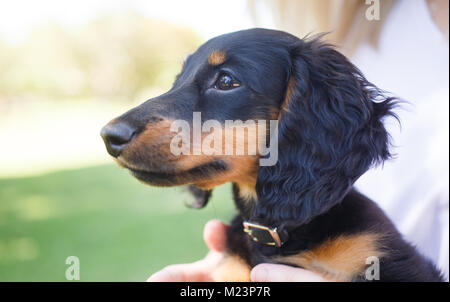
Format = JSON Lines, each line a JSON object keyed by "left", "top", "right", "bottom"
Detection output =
{"left": 243, "top": 221, "right": 284, "bottom": 247}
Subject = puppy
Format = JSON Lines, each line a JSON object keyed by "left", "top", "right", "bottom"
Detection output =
{"left": 101, "top": 28, "right": 444, "bottom": 281}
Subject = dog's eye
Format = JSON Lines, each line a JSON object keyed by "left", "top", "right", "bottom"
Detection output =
{"left": 215, "top": 74, "right": 240, "bottom": 90}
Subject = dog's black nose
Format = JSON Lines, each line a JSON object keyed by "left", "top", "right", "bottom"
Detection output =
{"left": 100, "top": 121, "right": 136, "bottom": 157}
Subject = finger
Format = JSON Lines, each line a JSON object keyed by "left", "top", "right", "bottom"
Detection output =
{"left": 250, "top": 263, "right": 328, "bottom": 282}
{"left": 147, "top": 262, "right": 211, "bottom": 282}
{"left": 203, "top": 219, "right": 229, "bottom": 252}
{"left": 147, "top": 251, "right": 223, "bottom": 282}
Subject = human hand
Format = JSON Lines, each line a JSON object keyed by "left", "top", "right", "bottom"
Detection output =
{"left": 147, "top": 219, "right": 327, "bottom": 282}
{"left": 147, "top": 219, "right": 228, "bottom": 282}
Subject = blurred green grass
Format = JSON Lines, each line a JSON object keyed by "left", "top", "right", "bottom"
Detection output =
{"left": 0, "top": 164, "right": 235, "bottom": 281}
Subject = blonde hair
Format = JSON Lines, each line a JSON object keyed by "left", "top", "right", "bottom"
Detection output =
{"left": 248, "top": 0, "right": 397, "bottom": 56}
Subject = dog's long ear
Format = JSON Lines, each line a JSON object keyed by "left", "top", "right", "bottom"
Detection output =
{"left": 254, "top": 36, "right": 397, "bottom": 227}
{"left": 185, "top": 185, "right": 212, "bottom": 209}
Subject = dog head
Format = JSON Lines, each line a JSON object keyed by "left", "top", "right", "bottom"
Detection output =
{"left": 101, "top": 28, "right": 396, "bottom": 223}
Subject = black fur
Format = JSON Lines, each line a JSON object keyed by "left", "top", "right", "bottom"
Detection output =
{"left": 185, "top": 185, "right": 212, "bottom": 209}
{"left": 254, "top": 37, "right": 398, "bottom": 229}
{"left": 102, "top": 28, "right": 444, "bottom": 281}
{"left": 228, "top": 189, "right": 444, "bottom": 281}
{"left": 206, "top": 30, "right": 441, "bottom": 281}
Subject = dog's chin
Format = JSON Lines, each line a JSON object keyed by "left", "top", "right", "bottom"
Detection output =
{"left": 123, "top": 160, "right": 229, "bottom": 187}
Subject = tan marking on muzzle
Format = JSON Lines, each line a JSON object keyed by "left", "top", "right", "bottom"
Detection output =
{"left": 120, "top": 118, "right": 268, "bottom": 189}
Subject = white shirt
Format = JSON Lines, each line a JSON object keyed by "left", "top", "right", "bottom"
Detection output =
{"left": 352, "top": 0, "right": 449, "bottom": 280}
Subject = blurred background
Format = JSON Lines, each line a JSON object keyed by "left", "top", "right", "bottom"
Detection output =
{"left": 0, "top": 0, "right": 448, "bottom": 281}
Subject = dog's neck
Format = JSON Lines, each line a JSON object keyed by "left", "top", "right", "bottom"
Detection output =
{"left": 232, "top": 182, "right": 359, "bottom": 255}
{"left": 233, "top": 182, "right": 302, "bottom": 250}
{"left": 232, "top": 180, "right": 352, "bottom": 229}
{"left": 232, "top": 183, "right": 257, "bottom": 220}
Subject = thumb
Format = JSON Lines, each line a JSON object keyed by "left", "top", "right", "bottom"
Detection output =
{"left": 203, "top": 219, "right": 229, "bottom": 252}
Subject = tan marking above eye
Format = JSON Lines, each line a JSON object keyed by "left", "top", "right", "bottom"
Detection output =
{"left": 208, "top": 50, "right": 227, "bottom": 65}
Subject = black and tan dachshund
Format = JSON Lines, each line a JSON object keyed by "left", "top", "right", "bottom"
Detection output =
{"left": 101, "top": 28, "right": 443, "bottom": 282}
